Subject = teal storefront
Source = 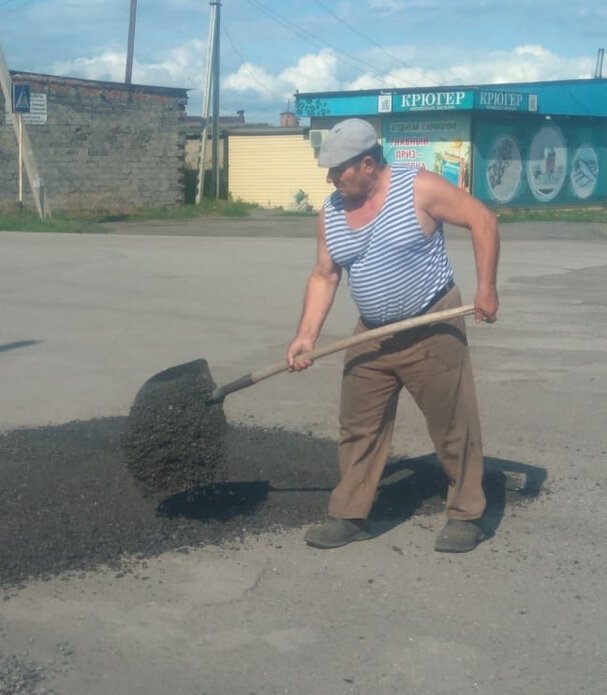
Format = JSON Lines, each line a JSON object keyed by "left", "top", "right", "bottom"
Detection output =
{"left": 295, "top": 80, "right": 607, "bottom": 208}
{"left": 473, "top": 115, "right": 606, "bottom": 206}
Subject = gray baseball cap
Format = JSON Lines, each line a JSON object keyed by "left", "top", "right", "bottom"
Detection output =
{"left": 318, "top": 118, "right": 379, "bottom": 168}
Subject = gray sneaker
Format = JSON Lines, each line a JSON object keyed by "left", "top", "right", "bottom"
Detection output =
{"left": 305, "top": 517, "right": 373, "bottom": 549}
{"left": 434, "top": 519, "right": 485, "bottom": 553}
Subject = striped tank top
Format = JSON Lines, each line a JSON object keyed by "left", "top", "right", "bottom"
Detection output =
{"left": 324, "top": 165, "right": 454, "bottom": 327}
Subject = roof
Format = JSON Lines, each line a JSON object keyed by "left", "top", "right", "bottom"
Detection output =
{"left": 185, "top": 122, "right": 305, "bottom": 138}
{"left": 295, "top": 78, "right": 607, "bottom": 118}
{"left": 295, "top": 77, "right": 607, "bottom": 100}
{"left": 9, "top": 70, "right": 188, "bottom": 99}
{"left": 184, "top": 114, "right": 246, "bottom": 135}
{"left": 223, "top": 125, "right": 307, "bottom": 136}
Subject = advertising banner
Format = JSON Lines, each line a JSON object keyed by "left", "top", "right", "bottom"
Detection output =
{"left": 382, "top": 113, "right": 472, "bottom": 191}
{"left": 473, "top": 116, "right": 606, "bottom": 206}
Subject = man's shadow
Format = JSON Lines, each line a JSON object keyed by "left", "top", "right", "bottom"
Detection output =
{"left": 157, "top": 453, "right": 547, "bottom": 539}
{"left": 371, "top": 454, "right": 547, "bottom": 538}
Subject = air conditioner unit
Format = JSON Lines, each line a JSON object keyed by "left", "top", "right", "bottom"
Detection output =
{"left": 309, "top": 129, "right": 328, "bottom": 148}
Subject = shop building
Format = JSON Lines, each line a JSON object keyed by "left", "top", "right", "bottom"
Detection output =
{"left": 295, "top": 79, "right": 607, "bottom": 207}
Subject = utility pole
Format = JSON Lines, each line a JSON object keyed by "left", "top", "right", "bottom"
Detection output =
{"left": 0, "top": 42, "right": 48, "bottom": 218}
{"left": 196, "top": 0, "right": 221, "bottom": 203}
{"left": 125, "top": 0, "right": 138, "bottom": 84}
{"left": 211, "top": 0, "right": 221, "bottom": 199}
{"left": 595, "top": 48, "right": 605, "bottom": 79}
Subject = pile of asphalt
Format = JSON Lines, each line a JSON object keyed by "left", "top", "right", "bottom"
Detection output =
{"left": 0, "top": 416, "right": 545, "bottom": 589}
{"left": 122, "top": 359, "right": 227, "bottom": 494}
{"left": 0, "top": 417, "right": 335, "bottom": 588}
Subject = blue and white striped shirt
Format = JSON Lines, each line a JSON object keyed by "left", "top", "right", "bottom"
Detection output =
{"left": 324, "top": 166, "right": 454, "bottom": 327}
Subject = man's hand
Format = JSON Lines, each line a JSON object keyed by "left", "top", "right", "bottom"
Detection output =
{"left": 474, "top": 285, "right": 499, "bottom": 323}
{"left": 286, "top": 336, "right": 316, "bottom": 371}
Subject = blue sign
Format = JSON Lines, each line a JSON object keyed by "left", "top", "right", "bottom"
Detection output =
{"left": 474, "top": 91, "right": 537, "bottom": 112}
{"left": 12, "top": 84, "right": 31, "bottom": 113}
{"left": 392, "top": 90, "right": 475, "bottom": 112}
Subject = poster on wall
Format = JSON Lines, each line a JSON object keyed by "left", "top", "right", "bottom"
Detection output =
{"left": 486, "top": 135, "right": 523, "bottom": 203}
{"left": 526, "top": 125, "right": 568, "bottom": 202}
{"left": 473, "top": 117, "right": 606, "bottom": 206}
{"left": 569, "top": 145, "right": 599, "bottom": 200}
{"left": 382, "top": 113, "right": 472, "bottom": 191}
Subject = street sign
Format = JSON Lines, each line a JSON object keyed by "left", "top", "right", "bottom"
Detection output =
{"left": 12, "top": 83, "right": 31, "bottom": 113}
{"left": 4, "top": 93, "right": 47, "bottom": 125}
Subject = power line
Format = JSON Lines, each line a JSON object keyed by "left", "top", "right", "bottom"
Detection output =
{"left": 312, "top": 0, "right": 420, "bottom": 78}
{"left": 244, "top": 0, "right": 403, "bottom": 89}
{"left": 246, "top": 0, "right": 394, "bottom": 83}
{"left": 0, "top": 0, "right": 38, "bottom": 17}
{"left": 221, "top": 20, "right": 286, "bottom": 101}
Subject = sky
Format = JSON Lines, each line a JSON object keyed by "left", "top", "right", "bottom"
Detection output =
{"left": 1, "top": 0, "right": 605, "bottom": 125}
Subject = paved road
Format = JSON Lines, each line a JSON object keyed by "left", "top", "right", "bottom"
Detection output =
{"left": 0, "top": 219, "right": 606, "bottom": 694}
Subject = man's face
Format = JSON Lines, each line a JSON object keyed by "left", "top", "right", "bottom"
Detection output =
{"left": 326, "top": 156, "right": 367, "bottom": 200}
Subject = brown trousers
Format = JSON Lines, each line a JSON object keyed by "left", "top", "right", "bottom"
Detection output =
{"left": 328, "top": 286, "right": 486, "bottom": 521}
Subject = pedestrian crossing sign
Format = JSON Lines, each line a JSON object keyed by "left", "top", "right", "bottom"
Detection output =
{"left": 12, "top": 84, "right": 31, "bottom": 113}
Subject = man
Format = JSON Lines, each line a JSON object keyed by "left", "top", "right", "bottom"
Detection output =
{"left": 287, "top": 118, "right": 499, "bottom": 553}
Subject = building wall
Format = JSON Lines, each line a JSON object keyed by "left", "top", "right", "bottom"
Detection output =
{"left": 472, "top": 114, "right": 607, "bottom": 206}
{"left": 0, "top": 73, "right": 187, "bottom": 213}
{"left": 227, "top": 132, "right": 330, "bottom": 211}
{"left": 185, "top": 135, "right": 226, "bottom": 170}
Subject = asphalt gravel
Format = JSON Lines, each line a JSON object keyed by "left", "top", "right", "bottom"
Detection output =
{"left": 0, "top": 416, "right": 543, "bottom": 588}
{"left": 123, "top": 358, "right": 227, "bottom": 494}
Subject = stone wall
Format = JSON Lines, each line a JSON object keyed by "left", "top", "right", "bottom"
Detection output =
{"left": 0, "top": 72, "right": 188, "bottom": 214}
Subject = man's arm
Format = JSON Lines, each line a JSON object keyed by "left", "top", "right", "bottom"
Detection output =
{"left": 414, "top": 169, "right": 500, "bottom": 322}
{"left": 287, "top": 210, "right": 342, "bottom": 370}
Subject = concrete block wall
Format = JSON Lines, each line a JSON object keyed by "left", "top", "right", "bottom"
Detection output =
{"left": 0, "top": 73, "right": 188, "bottom": 214}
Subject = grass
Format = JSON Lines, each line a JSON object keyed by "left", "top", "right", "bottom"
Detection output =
{"left": 103, "top": 197, "right": 258, "bottom": 221}
{"left": 495, "top": 206, "right": 607, "bottom": 224}
{"left": 271, "top": 208, "right": 318, "bottom": 217}
{"left": 0, "top": 198, "right": 260, "bottom": 233}
{"left": 0, "top": 210, "right": 108, "bottom": 234}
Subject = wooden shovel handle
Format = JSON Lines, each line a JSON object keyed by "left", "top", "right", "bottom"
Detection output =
{"left": 208, "top": 304, "right": 475, "bottom": 404}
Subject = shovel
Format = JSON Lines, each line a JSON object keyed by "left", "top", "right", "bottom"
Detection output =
{"left": 124, "top": 304, "right": 475, "bottom": 494}
{"left": 208, "top": 304, "right": 475, "bottom": 404}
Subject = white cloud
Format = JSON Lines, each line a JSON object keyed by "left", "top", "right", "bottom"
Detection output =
{"left": 346, "top": 45, "right": 595, "bottom": 91}
{"left": 223, "top": 63, "right": 284, "bottom": 100}
{"left": 50, "top": 52, "right": 126, "bottom": 83}
{"left": 223, "top": 49, "right": 340, "bottom": 100}
{"left": 347, "top": 66, "right": 439, "bottom": 91}
{"left": 279, "top": 51, "right": 341, "bottom": 93}
{"left": 49, "top": 40, "right": 205, "bottom": 88}
{"left": 441, "top": 45, "right": 595, "bottom": 84}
